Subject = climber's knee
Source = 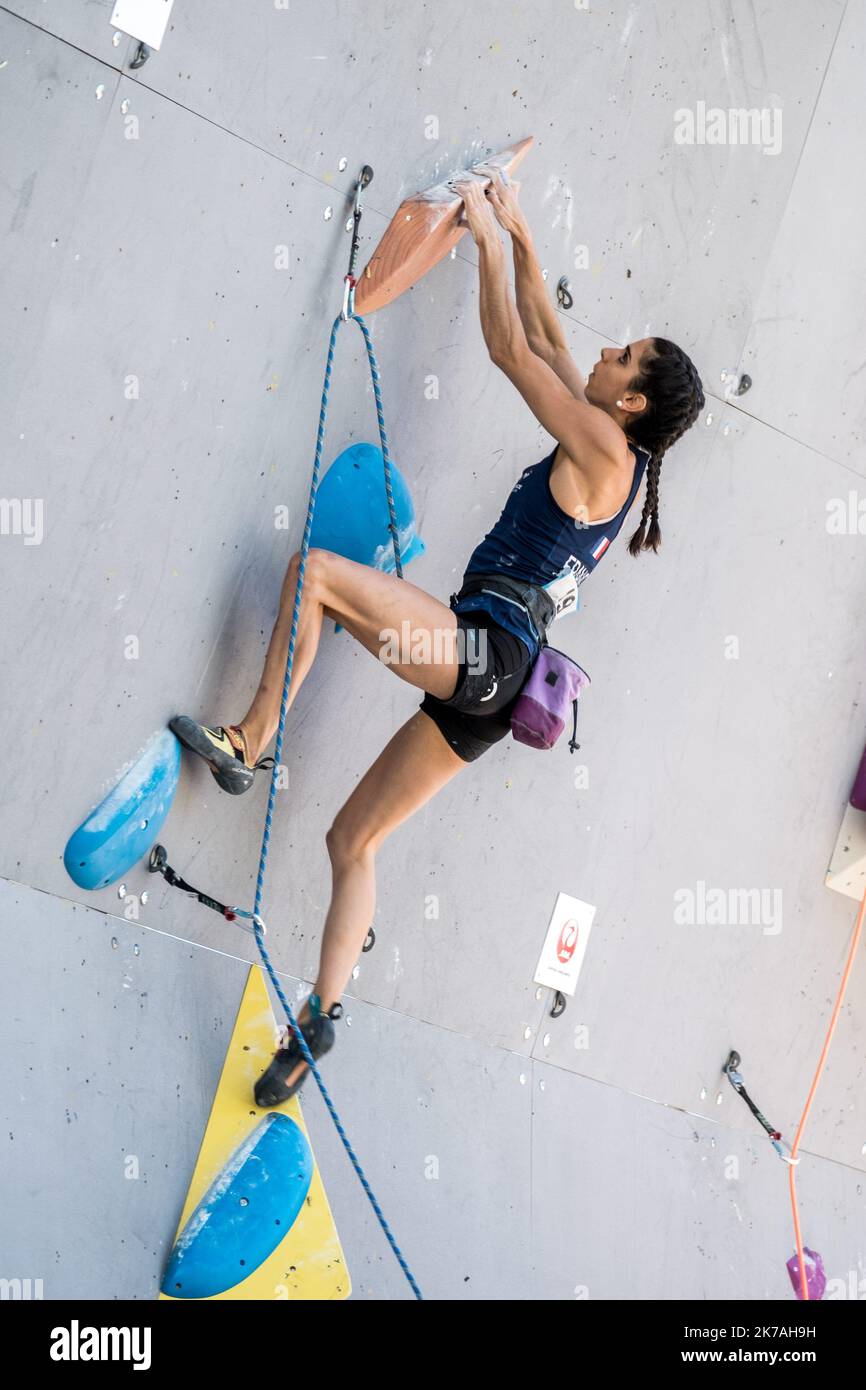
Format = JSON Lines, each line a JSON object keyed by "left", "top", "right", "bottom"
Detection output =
{"left": 286, "top": 547, "right": 332, "bottom": 597}
{"left": 326, "top": 814, "right": 377, "bottom": 870}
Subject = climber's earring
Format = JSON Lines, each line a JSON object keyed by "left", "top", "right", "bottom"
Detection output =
{"left": 616, "top": 400, "right": 624, "bottom": 408}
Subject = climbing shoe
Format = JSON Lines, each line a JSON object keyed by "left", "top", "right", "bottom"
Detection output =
{"left": 169, "top": 715, "right": 274, "bottom": 796}
{"left": 254, "top": 995, "right": 343, "bottom": 1108}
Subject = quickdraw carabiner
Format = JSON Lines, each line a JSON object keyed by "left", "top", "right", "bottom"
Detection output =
{"left": 342, "top": 164, "right": 374, "bottom": 320}
{"left": 723, "top": 1049, "right": 797, "bottom": 1164}
{"left": 147, "top": 843, "right": 266, "bottom": 937}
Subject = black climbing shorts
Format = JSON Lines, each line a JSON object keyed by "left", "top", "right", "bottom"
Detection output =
{"left": 419, "top": 611, "right": 534, "bottom": 762}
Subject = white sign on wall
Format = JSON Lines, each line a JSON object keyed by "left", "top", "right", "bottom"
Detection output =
{"left": 533, "top": 892, "right": 596, "bottom": 996}
{"left": 110, "top": 0, "right": 175, "bottom": 51}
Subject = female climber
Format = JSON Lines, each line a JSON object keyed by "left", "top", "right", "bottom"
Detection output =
{"left": 171, "top": 170, "right": 704, "bottom": 1105}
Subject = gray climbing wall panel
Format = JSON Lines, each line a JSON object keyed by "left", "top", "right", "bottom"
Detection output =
{"left": 4, "top": 879, "right": 861, "bottom": 1300}
{"left": 1, "top": 0, "right": 864, "bottom": 1300}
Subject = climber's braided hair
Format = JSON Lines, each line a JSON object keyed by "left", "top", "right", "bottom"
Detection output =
{"left": 625, "top": 338, "right": 705, "bottom": 555}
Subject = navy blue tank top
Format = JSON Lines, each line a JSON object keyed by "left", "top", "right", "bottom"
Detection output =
{"left": 456, "top": 442, "right": 650, "bottom": 652}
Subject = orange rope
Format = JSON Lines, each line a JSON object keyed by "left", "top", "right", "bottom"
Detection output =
{"left": 787, "top": 882, "right": 866, "bottom": 1299}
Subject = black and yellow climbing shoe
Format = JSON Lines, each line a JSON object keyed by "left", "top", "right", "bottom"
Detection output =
{"left": 254, "top": 995, "right": 343, "bottom": 1108}
{"left": 169, "top": 715, "right": 274, "bottom": 796}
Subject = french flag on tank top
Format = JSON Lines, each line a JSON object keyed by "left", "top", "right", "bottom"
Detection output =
{"left": 591, "top": 535, "right": 611, "bottom": 561}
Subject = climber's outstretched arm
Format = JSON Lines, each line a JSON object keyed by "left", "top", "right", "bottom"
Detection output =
{"left": 457, "top": 179, "right": 624, "bottom": 473}
{"left": 483, "top": 171, "right": 588, "bottom": 402}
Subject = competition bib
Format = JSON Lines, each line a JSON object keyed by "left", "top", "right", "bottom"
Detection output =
{"left": 542, "top": 570, "right": 579, "bottom": 621}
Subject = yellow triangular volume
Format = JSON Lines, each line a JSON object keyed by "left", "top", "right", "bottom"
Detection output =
{"left": 160, "top": 964, "right": 351, "bottom": 1300}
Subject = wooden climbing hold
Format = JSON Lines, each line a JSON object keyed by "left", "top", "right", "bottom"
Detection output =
{"left": 353, "top": 136, "right": 534, "bottom": 315}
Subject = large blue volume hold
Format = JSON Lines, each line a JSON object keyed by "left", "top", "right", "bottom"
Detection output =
{"left": 161, "top": 1113, "right": 314, "bottom": 1299}
{"left": 309, "top": 441, "right": 425, "bottom": 571}
{"left": 63, "top": 728, "right": 181, "bottom": 890}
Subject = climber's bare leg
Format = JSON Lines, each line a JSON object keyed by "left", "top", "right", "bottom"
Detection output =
{"left": 280, "top": 708, "right": 466, "bottom": 1087}
{"left": 239, "top": 548, "right": 463, "bottom": 762}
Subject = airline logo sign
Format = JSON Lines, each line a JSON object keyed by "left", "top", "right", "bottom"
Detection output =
{"left": 557, "top": 918, "right": 579, "bottom": 963}
{"left": 534, "top": 892, "right": 596, "bottom": 995}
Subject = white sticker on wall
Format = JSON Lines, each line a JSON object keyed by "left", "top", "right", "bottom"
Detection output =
{"left": 533, "top": 892, "right": 596, "bottom": 996}
{"left": 110, "top": 0, "right": 174, "bottom": 50}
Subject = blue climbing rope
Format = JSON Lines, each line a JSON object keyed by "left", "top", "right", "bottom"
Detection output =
{"left": 247, "top": 311, "right": 423, "bottom": 1301}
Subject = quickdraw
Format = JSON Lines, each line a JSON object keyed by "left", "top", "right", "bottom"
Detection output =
{"left": 723, "top": 1049, "right": 798, "bottom": 1165}
{"left": 342, "top": 164, "right": 373, "bottom": 320}
{"left": 147, "top": 844, "right": 265, "bottom": 936}
{"left": 149, "top": 840, "right": 375, "bottom": 951}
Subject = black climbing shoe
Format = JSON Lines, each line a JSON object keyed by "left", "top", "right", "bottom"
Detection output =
{"left": 169, "top": 715, "right": 274, "bottom": 796}
{"left": 254, "top": 995, "right": 343, "bottom": 1108}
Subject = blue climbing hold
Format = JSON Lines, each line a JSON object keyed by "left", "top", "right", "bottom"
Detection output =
{"left": 63, "top": 728, "right": 181, "bottom": 890}
{"left": 309, "top": 442, "right": 424, "bottom": 572}
{"left": 161, "top": 1113, "right": 314, "bottom": 1299}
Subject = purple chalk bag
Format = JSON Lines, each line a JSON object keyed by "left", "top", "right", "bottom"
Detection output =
{"left": 850, "top": 737, "right": 866, "bottom": 811}
{"left": 510, "top": 645, "right": 590, "bottom": 752}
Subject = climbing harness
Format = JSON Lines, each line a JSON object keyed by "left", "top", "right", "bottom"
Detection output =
{"left": 451, "top": 572, "right": 555, "bottom": 648}
{"left": 154, "top": 165, "right": 421, "bottom": 1299}
{"left": 723, "top": 1050, "right": 797, "bottom": 1164}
